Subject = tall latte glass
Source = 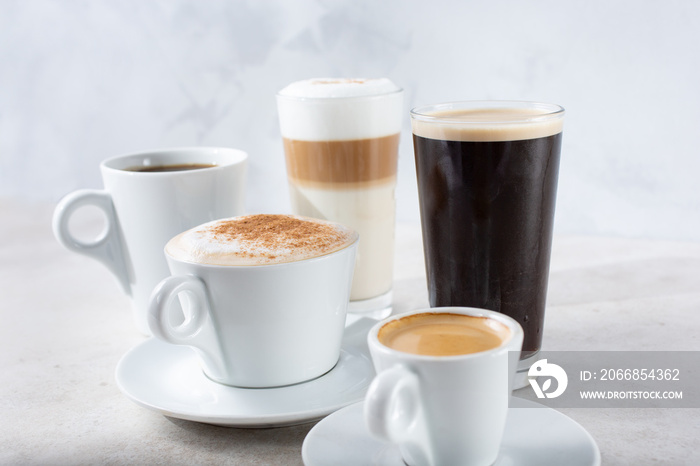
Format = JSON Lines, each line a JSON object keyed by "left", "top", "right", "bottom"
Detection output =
{"left": 410, "top": 101, "right": 564, "bottom": 385}
{"left": 277, "top": 78, "right": 403, "bottom": 318}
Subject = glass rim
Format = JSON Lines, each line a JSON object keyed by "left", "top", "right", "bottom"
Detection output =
{"left": 410, "top": 100, "right": 565, "bottom": 125}
{"left": 276, "top": 87, "right": 404, "bottom": 103}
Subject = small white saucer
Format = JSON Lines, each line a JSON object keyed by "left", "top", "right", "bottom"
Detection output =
{"left": 302, "top": 397, "right": 601, "bottom": 466}
{"left": 115, "top": 318, "right": 376, "bottom": 427}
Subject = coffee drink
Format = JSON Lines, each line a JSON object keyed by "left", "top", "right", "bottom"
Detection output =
{"left": 411, "top": 102, "right": 564, "bottom": 360}
{"left": 126, "top": 163, "right": 217, "bottom": 172}
{"left": 53, "top": 147, "right": 248, "bottom": 335}
{"left": 277, "top": 78, "right": 403, "bottom": 311}
{"left": 150, "top": 214, "right": 359, "bottom": 388}
{"left": 377, "top": 312, "right": 511, "bottom": 356}
{"left": 166, "top": 214, "right": 358, "bottom": 266}
{"left": 366, "top": 307, "right": 524, "bottom": 466}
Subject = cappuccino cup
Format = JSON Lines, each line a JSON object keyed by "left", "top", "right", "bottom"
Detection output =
{"left": 147, "top": 214, "right": 358, "bottom": 388}
{"left": 364, "top": 307, "right": 523, "bottom": 466}
{"left": 52, "top": 147, "right": 248, "bottom": 334}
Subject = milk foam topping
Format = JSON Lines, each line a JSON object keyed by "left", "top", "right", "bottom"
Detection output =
{"left": 411, "top": 102, "right": 565, "bottom": 142}
{"left": 278, "top": 78, "right": 400, "bottom": 99}
{"left": 277, "top": 78, "right": 403, "bottom": 141}
{"left": 166, "top": 214, "right": 358, "bottom": 266}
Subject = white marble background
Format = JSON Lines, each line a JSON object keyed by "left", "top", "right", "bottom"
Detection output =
{"left": 1, "top": 0, "right": 699, "bottom": 241}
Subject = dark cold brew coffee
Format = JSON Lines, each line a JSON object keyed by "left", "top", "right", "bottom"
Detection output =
{"left": 411, "top": 103, "right": 564, "bottom": 358}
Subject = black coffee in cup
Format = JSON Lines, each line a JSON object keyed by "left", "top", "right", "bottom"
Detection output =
{"left": 126, "top": 163, "right": 217, "bottom": 172}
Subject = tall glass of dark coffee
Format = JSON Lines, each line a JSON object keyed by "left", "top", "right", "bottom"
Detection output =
{"left": 410, "top": 101, "right": 564, "bottom": 386}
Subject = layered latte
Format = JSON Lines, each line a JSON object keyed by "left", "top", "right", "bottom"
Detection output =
{"left": 277, "top": 78, "right": 403, "bottom": 304}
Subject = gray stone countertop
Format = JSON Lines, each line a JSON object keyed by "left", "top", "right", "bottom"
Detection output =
{"left": 2, "top": 199, "right": 699, "bottom": 465}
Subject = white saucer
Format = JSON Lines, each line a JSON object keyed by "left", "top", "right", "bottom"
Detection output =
{"left": 302, "top": 397, "right": 601, "bottom": 466}
{"left": 115, "top": 318, "right": 376, "bottom": 428}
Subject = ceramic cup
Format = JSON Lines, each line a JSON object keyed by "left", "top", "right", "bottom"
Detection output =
{"left": 52, "top": 147, "right": 248, "bottom": 334}
{"left": 147, "top": 234, "right": 359, "bottom": 388}
{"left": 364, "top": 307, "right": 524, "bottom": 466}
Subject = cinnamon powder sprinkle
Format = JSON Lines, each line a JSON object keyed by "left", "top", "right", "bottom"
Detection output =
{"left": 209, "top": 214, "right": 355, "bottom": 261}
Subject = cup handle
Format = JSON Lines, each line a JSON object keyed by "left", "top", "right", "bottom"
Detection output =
{"left": 364, "top": 365, "right": 434, "bottom": 465}
{"left": 147, "top": 275, "right": 226, "bottom": 378}
{"left": 52, "top": 189, "right": 131, "bottom": 295}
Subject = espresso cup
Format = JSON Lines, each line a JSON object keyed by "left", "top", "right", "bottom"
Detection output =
{"left": 364, "top": 307, "right": 523, "bottom": 466}
{"left": 52, "top": 147, "right": 248, "bottom": 334}
{"left": 147, "top": 214, "right": 358, "bottom": 388}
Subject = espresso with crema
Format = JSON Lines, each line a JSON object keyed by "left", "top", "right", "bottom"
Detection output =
{"left": 377, "top": 312, "right": 510, "bottom": 356}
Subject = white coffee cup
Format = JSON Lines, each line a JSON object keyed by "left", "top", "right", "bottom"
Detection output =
{"left": 364, "top": 307, "right": 524, "bottom": 466}
{"left": 52, "top": 147, "right": 248, "bottom": 334}
{"left": 147, "top": 222, "right": 359, "bottom": 388}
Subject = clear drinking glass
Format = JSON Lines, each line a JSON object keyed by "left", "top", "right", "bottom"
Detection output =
{"left": 410, "top": 101, "right": 565, "bottom": 385}
{"left": 277, "top": 79, "right": 404, "bottom": 319}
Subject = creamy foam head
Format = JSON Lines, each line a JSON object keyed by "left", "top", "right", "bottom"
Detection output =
{"left": 378, "top": 312, "right": 511, "bottom": 356}
{"left": 411, "top": 102, "right": 564, "bottom": 142}
{"left": 277, "top": 78, "right": 403, "bottom": 141}
{"left": 166, "top": 214, "right": 358, "bottom": 266}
